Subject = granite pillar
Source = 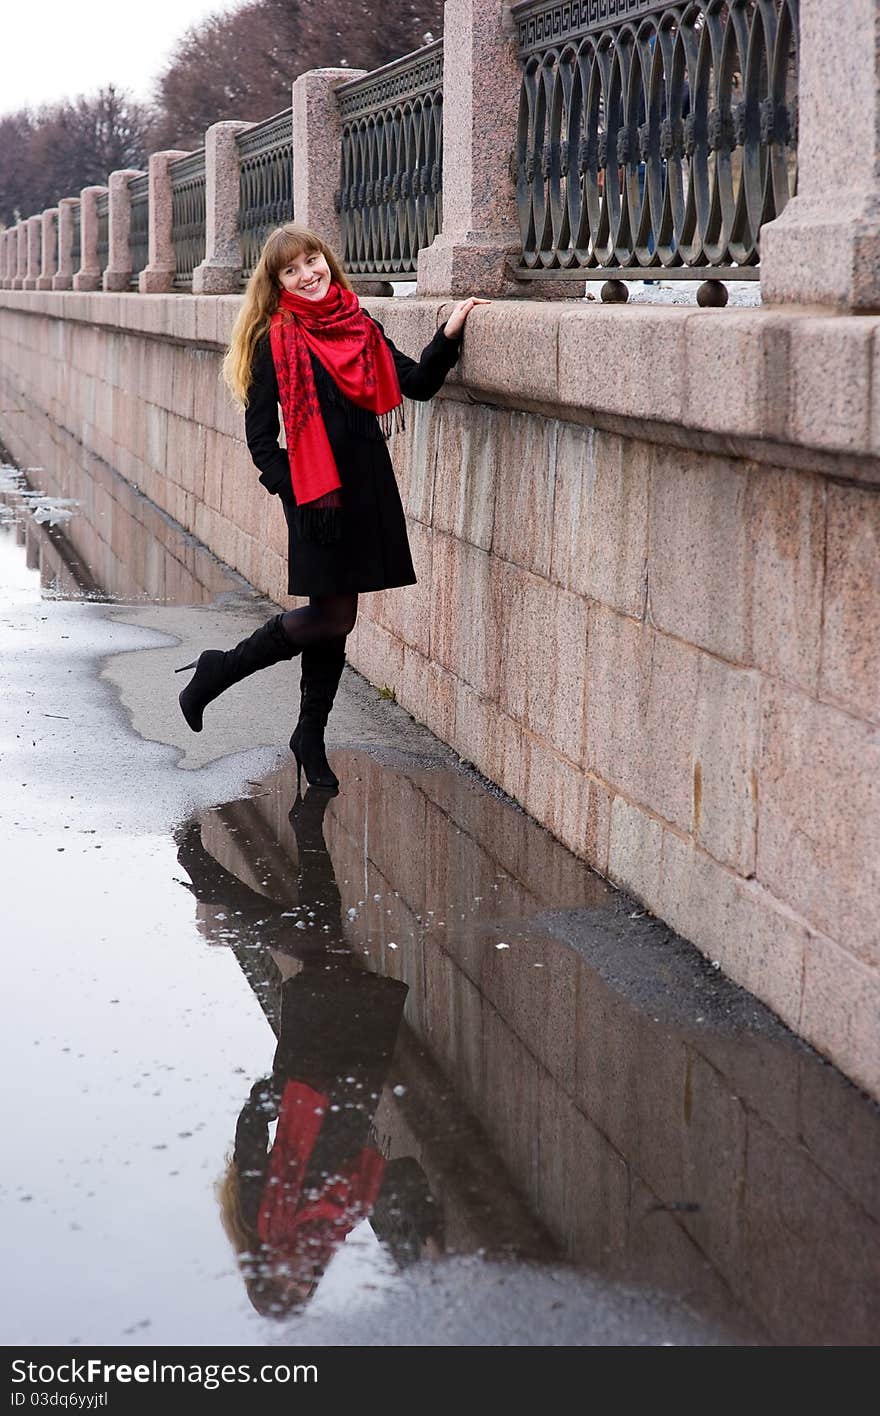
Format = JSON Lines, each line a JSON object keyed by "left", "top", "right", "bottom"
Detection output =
{"left": 761, "top": 0, "right": 880, "bottom": 310}
{"left": 0, "top": 229, "right": 12, "bottom": 288}
{"left": 417, "top": 0, "right": 580, "bottom": 298}
{"left": 22, "top": 214, "right": 42, "bottom": 290}
{"left": 12, "top": 224, "right": 27, "bottom": 289}
{"left": 138, "top": 150, "right": 189, "bottom": 294}
{"left": 292, "top": 68, "right": 366, "bottom": 264}
{"left": 73, "top": 186, "right": 108, "bottom": 291}
{"left": 53, "top": 198, "right": 80, "bottom": 290}
{"left": 102, "top": 169, "right": 145, "bottom": 291}
{"left": 36, "top": 208, "right": 59, "bottom": 290}
{"left": 191, "top": 121, "right": 252, "bottom": 293}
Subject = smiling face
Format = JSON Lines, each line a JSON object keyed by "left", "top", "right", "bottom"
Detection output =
{"left": 277, "top": 248, "right": 332, "bottom": 301}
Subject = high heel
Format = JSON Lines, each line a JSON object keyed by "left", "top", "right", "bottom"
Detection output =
{"left": 290, "top": 720, "right": 338, "bottom": 793}
{"left": 176, "top": 615, "right": 300, "bottom": 733}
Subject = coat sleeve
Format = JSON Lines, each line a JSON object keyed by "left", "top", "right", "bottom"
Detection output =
{"left": 244, "top": 337, "right": 293, "bottom": 500}
{"left": 370, "top": 315, "right": 462, "bottom": 401}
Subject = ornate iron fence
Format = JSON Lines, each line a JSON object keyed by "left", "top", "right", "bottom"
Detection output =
{"left": 170, "top": 150, "right": 207, "bottom": 289}
{"left": 336, "top": 41, "right": 443, "bottom": 279}
{"left": 237, "top": 110, "right": 294, "bottom": 281}
{"left": 511, "top": 0, "right": 799, "bottom": 296}
{"left": 128, "top": 173, "right": 149, "bottom": 288}
{"left": 96, "top": 189, "right": 110, "bottom": 276}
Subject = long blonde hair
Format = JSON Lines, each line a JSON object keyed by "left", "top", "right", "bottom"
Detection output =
{"left": 222, "top": 223, "right": 353, "bottom": 405}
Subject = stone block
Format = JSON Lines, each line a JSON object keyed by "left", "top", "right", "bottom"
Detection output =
{"left": 692, "top": 656, "right": 760, "bottom": 876}
{"left": 587, "top": 607, "right": 699, "bottom": 832}
{"left": 430, "top": 535, "right": 506, "bottom": 700}
{"left": 203, "top": 428, "right": 226, "bottom": 512}
{"left": 459, "top": 300, "right": 559, "bottom": 403}
{"left": 346, "top": 616, "right": 405, "bottom": 696}
{"left": 521, "top": 742, "right": 592, "bottom": 864}
{"left": 758, "top": 680, "right": 880, "bottom": 966}
{"left": 820, "top": 484, "right": 880, "bottom": 723}
{"left": 432, "top": 399, "right": 498, "bottom": 549}
{"left": 684, "top": 309, "right": 789, "bottom": 442}
{"left": 550, "top": 425, "right": 648, "bottom": 616}
{"left": 800, "top": 931, "right": 880, "bottom": 1102}
{"left": 789, "top": 316, "right": 877, "bottom": 455}
{"left": 607, "top": 796, "right": 664, "bottom": 905}
{"left": 144, "top": 403, "right": 168, "bottom": 476}
{"left": 394, "top": 398, "right": 436, "bottom": 525}
{"left": 558, "top": 305, "right": 687, "bottom": 424}
{"left": 377, "top": 518, "right": 432, "bottom": 654}
{"left": 647, "top": 445, "right": 824, "bottom": 694}
{"left": 659, "top": 832, "right": 807, "bottom": 1030}
{"left": 491, "top": 410, "right": 557, "bottom": 576}
{"left": 501, "top": 572, "right": 588, "bottom": 759}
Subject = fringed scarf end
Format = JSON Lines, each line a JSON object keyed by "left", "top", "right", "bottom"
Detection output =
{"left": 379, "top": 403, "right": 406, "bottom": 440}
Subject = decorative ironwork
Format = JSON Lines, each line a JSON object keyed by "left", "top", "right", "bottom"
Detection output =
{"left": 128, "top": 173, "right": 149, "bottom": 288}
{"left": 511, "top": 0, "right": 799, "bottom": 282}
{"left": 336, "top": 41, "right": 443, "bottom": 279}
{"left": 96, "top": 189, "right": 109, "bottom": 275}
{"left": 237, "top": 109, "right": 294, "bottom": 281}
{"left": 170, "top": 149, "right": 206, "bottom": 289}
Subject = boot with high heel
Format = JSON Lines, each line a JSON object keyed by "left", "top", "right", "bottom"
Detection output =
{"left": 176, "top": 613, "right": 300, "bottom": 732}
{"left": 289, "top": 637, "right": 346, "bottom": 792}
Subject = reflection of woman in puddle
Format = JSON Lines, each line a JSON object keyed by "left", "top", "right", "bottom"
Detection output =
{"left": 176, "top": 789, "right": 442, "bottom": 1317}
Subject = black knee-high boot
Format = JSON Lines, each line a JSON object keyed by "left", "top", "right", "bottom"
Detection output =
{"left": 176, "top": 613, "right": 300, "bottom": 732}
{"left": 290, "top": 636, "right": 346, "bottom": 792}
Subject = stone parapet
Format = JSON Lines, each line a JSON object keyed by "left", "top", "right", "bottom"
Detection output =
{"left": 23, "top": 215, "right": 42, "bottom": 290}
{"left": 0, "top": 288, "right": 877, "bottom": 1096}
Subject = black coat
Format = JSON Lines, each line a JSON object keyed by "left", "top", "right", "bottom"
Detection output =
{"left": 244, "top": 316, "right": 461, "bottom": 597}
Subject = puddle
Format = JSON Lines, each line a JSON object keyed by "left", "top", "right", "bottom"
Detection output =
{"left": 179, "top": 756, "right": 880, "bottom": 1346}
{"left": 1, "top": 437, "right": 878, "bottom": 1347}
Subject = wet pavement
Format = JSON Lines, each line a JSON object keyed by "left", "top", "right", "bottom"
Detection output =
{"left": 2, "top": 445, "right": 879, "bottom": 1348}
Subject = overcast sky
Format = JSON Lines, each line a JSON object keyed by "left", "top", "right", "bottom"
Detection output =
{"left": 1, "top": 0, "right": 241, "bottom": 115}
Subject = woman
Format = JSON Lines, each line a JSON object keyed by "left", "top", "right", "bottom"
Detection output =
{"left": 177, "top": 222, "right": 488, "bottom": 791}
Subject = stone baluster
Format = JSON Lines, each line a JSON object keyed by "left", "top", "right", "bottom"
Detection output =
{"left": 22, "top": 214, "right": 42, "bottom": 290}
{"left": 417, "top": 0, "right": 580, "bottom": 298}
{"left": 0, "top": 229, "right": 12, "bottom": 288}
{"left": 290, "top": 67, "right": 390, "bottom": 292}
{"left": 102, "top": 169, "right": 146, "bottom": 291}
{"left": 138, "top": 150, "right": 189, "bottom": 293}
{"left": 36, "top": 208, "right": 59, "bottom": 290}
{"left": 53, "top": 198, "right": 80, "bottom": 290}
{"left": 761, "top": 0, "right": 880, "bottom": 309}
{"left": 12, "top": 223, "right": 27, "bottom": 289}
{"left": 192, "top": 121, "right": 253, "bottom": 293}
{"left": 73, "top": 186, "right": 108, "bottom": 291}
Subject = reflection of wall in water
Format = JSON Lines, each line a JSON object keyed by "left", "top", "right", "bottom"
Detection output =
{"left": 197, "top": 755, "right": 880, "bottom": 1346}
{"left": 6, "top": 422, "right": 235, "bottom": 603}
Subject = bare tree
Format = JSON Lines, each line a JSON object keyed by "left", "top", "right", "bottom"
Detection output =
{"left": 0, "top": 87, "right": 151, "bottom": 227}
{"left": 151, "top": 0, "right": 444, "bottom": 150}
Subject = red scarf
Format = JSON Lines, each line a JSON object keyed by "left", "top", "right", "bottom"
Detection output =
{"left": 269, "top": 282, "right": 403, "bottom": 508}
{"left": 256, "top": 1080, "right": 386, "bottom": 1281}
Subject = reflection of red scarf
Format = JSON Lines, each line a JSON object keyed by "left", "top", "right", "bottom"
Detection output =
{"left": 257, "top": 1080, "right": 385, "bottom": 1280}
{"left": 269, "top": 282, "right": 403, "bottom": 508}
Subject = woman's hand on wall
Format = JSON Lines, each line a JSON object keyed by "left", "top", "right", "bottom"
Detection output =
{"left": 443, "top": 297, "right": 491, "bottom": 339}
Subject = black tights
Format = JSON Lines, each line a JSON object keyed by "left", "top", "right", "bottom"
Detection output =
{"left": 279, "top": 593, "right": 358, "bottom": 647}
